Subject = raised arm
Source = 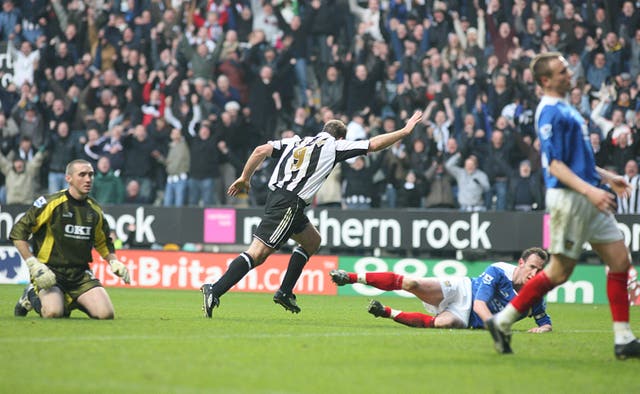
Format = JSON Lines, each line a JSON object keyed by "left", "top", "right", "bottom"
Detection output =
{"left": 368, "top": 111, "right": 423, "bottom": 152}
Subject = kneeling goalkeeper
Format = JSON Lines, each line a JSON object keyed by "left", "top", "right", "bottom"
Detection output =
{"left": 11, "top": 159, "right": 130, "bottom": 319}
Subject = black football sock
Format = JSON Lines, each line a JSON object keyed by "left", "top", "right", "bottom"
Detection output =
{"left": 279, "top": 247, "right": 309, "bottom": 294}
{"left": 211, "top": 252, "right": 253, "bottom": 296}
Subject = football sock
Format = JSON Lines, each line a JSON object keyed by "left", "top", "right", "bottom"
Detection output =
{"left": 613, "top": 322, "right": 636, "bottom": 345}
{"left": 211, "top": 252, "right": 253, "bottom": 296}
{"left": 607, "top": 271, "right": 630, "bottom": 322}
{"left": 279, "top": 247, "right": 309, "bottom": 294}
{"left": 359, "top": 272, "right": 404, "bottom": 291}
{"left": 510, "top": 271, "right": 555, "bottom": 315}
{"left": 608, "top": 271, "right": 635, "bottom": 344}
{"left": 393, "top": 312, "right": 435, "bottom": 328}
{"left": 495, "top": 271, "right": 554, "bottom": 329}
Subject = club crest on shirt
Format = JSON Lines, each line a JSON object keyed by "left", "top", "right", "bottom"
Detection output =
{"left": 33, "top": 196, "right": 47, "bottom": 208}
{"left": 540, "top": 124, "right": 552, "bottom": 139}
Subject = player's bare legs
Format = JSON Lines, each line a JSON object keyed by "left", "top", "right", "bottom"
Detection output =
{"left": 543, "top": 254, "right": 578, "bottom": 286}
{"left": 592, "top": 240, "right": 640, "bottom": 358}
{"left": 245, "top": 238, "right": 276, "bottom": 267}
{"left": 331, "top": 271, "right": 466, "bottom": 328}
{"left": 77, "top": 287, "right": 115, "bottom": 320}
{"left": 291, "top": 224, "right": 322, "bottom": 255}
{"left": 402, "top": 277, "right": 465, "bottom": 328}
{"left": 402, "top": 277, "right": 445, "bottom": 306}
{"left": 592, "top": 240, "right": 631, "bottom": 273}
{"left": 38, "top": 287, "right": 66, "bottom": 318}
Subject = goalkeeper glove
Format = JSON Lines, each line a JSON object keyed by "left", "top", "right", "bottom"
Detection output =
{"left": 108, "top": 259, "right": 131, "bottom": 284}
{"left": 25, "top": 256, "right": 56, "bottom": 290}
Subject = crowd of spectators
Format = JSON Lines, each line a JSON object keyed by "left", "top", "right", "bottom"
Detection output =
{"left": 0, "top": 0, "right": 639, "bottom": 213}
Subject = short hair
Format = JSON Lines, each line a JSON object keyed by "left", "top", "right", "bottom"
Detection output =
{"left": 530, "top": 52, "right": 563, "bottom": 86}
{"left": 65, "top": 159, "right": 92, "bottom": 176}
{"left": 322, "top": 119, "right": 347, "bottom": 139}
{"left": 520, "top": 247, "right": 549, "bottom": 264}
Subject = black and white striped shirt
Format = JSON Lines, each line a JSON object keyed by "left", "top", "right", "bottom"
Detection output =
{"left": 268, "top": 132, "right": 369, "bottom": 204}
{"left": 618, "top": 174, "right": 640, "bottom": 214}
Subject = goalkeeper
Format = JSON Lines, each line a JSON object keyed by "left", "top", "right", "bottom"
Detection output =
{"left": 11, "top": 159, "right": 130, "bottom": 319}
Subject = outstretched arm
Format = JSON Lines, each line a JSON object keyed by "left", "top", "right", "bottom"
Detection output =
{"left": 368, "top": 111, "right": 422, "bottom": 152}
{"left": 227, "top": 143, "right": 274, "bottom": 196}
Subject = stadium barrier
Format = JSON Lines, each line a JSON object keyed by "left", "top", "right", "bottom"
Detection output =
{"left": 1, "top": 205, "right": 537, "bottom": 252}
{"left": 4, "top": 205, "right": 640, "bottom": 256}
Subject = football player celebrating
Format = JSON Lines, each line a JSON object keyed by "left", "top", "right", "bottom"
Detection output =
{"left": 201, "top": 111, "right": 423, "bottom": 318}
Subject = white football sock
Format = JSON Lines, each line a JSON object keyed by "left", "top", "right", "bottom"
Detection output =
{"left": 613, "top": 322, "right": 636, "bottom": 345}
{"left": 495, "top": 304, "right": 520, "bottom": 331}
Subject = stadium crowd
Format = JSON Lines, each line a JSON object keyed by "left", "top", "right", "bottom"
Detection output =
{"left": 0, "top": 0, "right": 639, "bottom": 212}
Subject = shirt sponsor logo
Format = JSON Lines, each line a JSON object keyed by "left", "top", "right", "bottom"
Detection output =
{"left": 64, "top": 225, "right": 92, "bottom": 239}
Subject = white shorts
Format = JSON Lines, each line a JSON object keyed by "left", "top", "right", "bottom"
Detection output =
{"left": 422, "top": 276, "right": 472, "bottom": 328}
{"left": 546, "top": 188, "right": 623, "bottom": 259}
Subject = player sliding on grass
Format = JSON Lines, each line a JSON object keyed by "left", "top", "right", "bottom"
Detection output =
{"left": 330, "top": 247, "right": 552, "bottom": 332}
{"left": 200, "top": 111, "right": 424, "bottom": 318}
{"left": 486, "top": 52, "right": 640, "bottom": 359}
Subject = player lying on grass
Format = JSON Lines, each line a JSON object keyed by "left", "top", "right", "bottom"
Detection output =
{"left": 330, "top": 247, "right": 552, "bottom": 331}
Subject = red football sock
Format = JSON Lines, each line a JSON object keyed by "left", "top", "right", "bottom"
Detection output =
{"left": 511, "top": 271, "right": 555, "bottom": 314}
{"left": 347, "top": 272, "right": 357, "bottom": 283}
{"left": 393, "top": 312, "right": 435, "bottom": 328}
{"left": 607, "top": 271, "right": 630, "bottom": 322}
{"left": 365, "top": 272, "right": 404, "bottom": 291}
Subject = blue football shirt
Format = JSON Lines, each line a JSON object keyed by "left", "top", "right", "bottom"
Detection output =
{"left": 468, "top": 263, "right": 551, "bottom": 329}
{"left": 535, "top": 96, "right": 600, "bottom": 189}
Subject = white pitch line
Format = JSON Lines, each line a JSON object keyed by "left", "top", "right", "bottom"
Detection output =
{"left": 0, "top": 329, "right": 612, "bottom": 344}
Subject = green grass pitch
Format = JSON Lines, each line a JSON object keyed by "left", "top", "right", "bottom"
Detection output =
{"left": 1, "top": 284, "right": 639, "bottom": 393}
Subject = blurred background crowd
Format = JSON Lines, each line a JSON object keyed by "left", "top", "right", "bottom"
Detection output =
{"left": 0, "top": 0, "right": 639, "bottom": 213}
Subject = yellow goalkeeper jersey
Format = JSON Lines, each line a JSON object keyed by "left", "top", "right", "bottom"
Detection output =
{"left": 10, "top": 190, "right": 115, "bottom": 267}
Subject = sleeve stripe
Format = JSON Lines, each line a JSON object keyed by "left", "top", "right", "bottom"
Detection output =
{"left": 88, "top": 199, "right": 111, "bottom": 258}
{"left": 34, "top": 195, "right": 67, "bottom": 263}
{"left": 32, "top": 194, "right": 67, "bottom": 234}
